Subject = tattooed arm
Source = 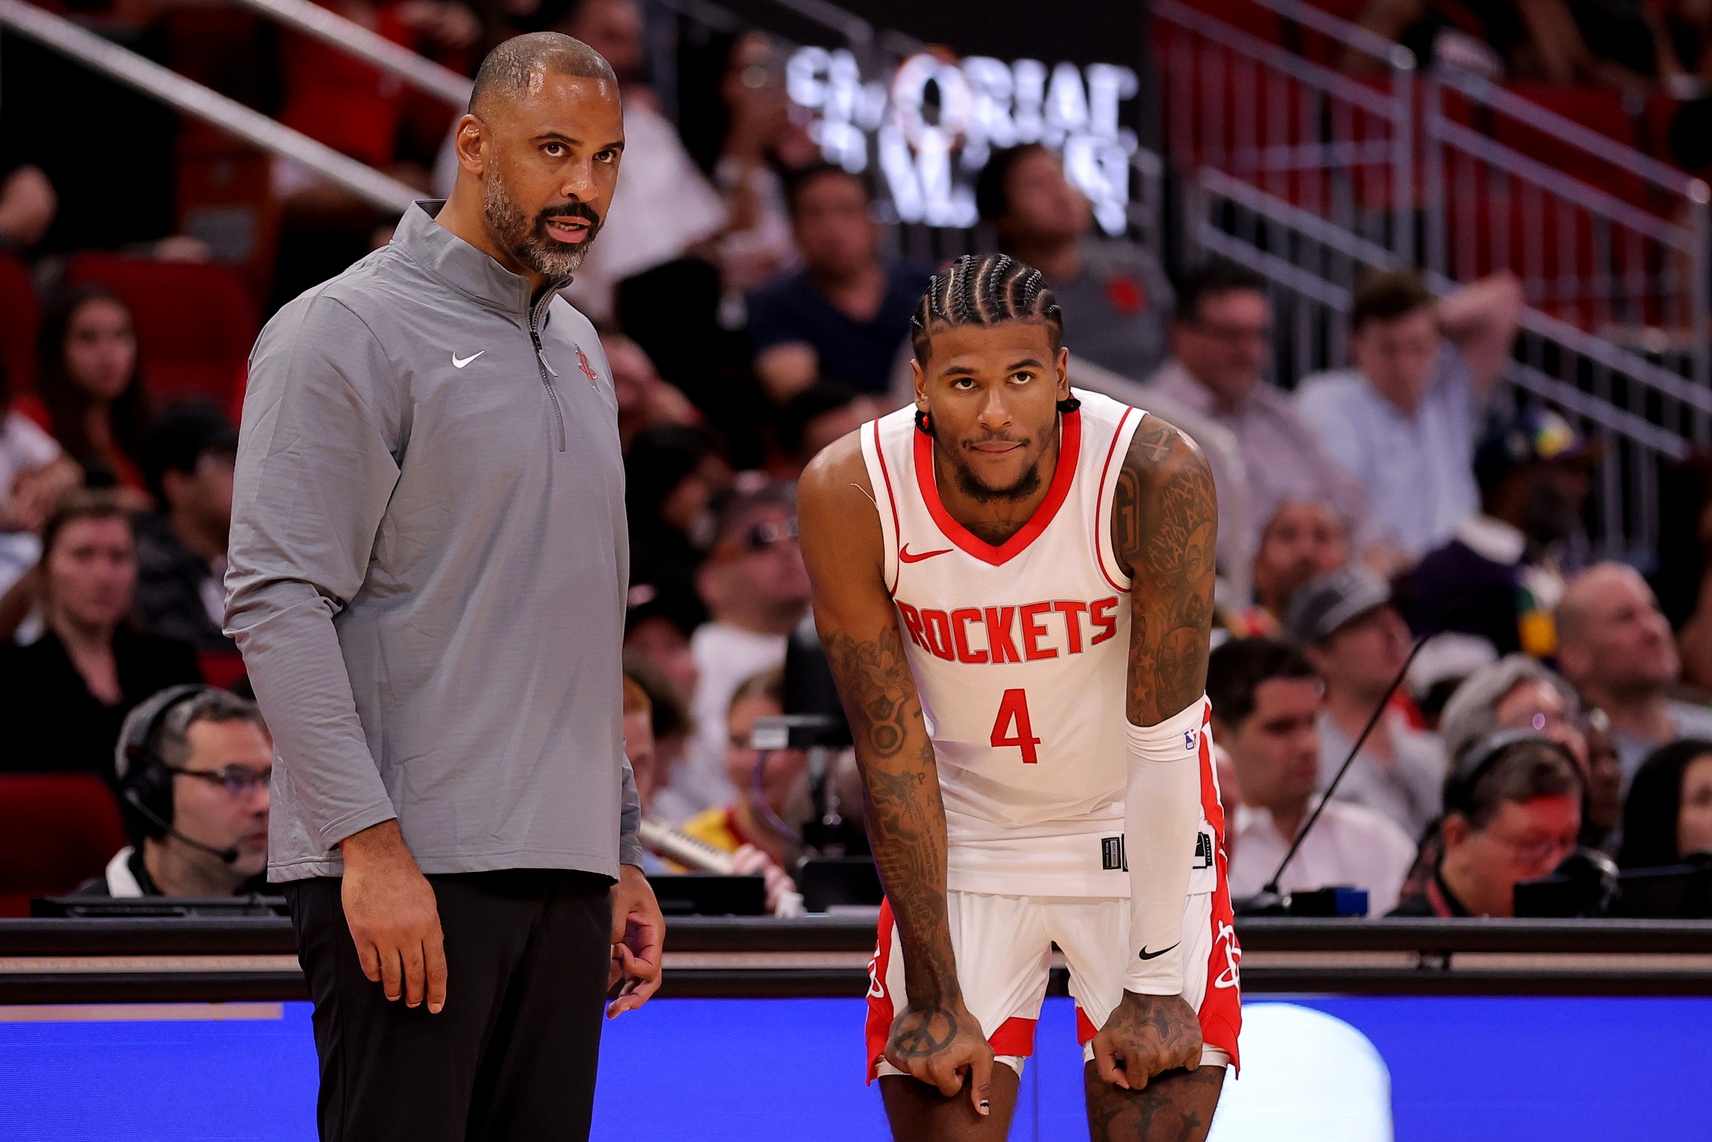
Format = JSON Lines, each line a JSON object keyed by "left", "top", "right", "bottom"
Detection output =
{"left": 1092, "top": 415, "right": 1219, "bottom": 1093}
{"left": 798, "top": 433, "right": 994, "bottom": 1115}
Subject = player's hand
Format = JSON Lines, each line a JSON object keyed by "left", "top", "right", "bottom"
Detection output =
{"left": 607, "top": 865, "right": 665, "bottom": 1018}
{"left": 340, "top": 820, "right": 447, "bottom": 1014}
{"left": 884, "top": 996, "right": 995, "bottom": 1116}
{"left": 1092, "top": 991, "right": 1203, "bottom": 1091}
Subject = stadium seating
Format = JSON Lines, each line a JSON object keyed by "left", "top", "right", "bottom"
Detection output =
{"left": 0, "top": 253, "right": 39, "bottom": 392}
{"left": 65, "top": 254, "right": 258, "bottom": 408}
{"left": 0, "top": 774, "right": 128, "bottom": 917}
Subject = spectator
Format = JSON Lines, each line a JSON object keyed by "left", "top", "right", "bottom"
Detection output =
{"left": 608, "top": 331, "right": 697, "bottom": 450}
{"left": 975, "top": 143, "right": 1175, "bottom": 383}
{"left": 680, "top": 667, "right": 803, "bottom": 913}
{"left": 746, "top": 164, "right": 930, "bottom": 402}
{"left": 1617, "top": 738, "right": 1712, "bottom": 868}
{"left": 653, "top": 482, "right": 810, "bottom": 822}
{"left": 624, "top": 423, "right": 731, "bottom": 627}
{"left": 620, "top": 670, "right": 674, "bottom": 875}
{"left": 1659, "top": 452, "right": 1712, "bottom": 692}
{"left": 555, "top": 0, "right": 727, "bottom": 322}
{"left": 1401, "top": 407, "right": 1595, "bottom": 659}
{"left": 1141, "top": 263, "right": 1370, "bottom": 556}
{"left": 772, "top": 381, "right": 881, "bottom": 476}
{"left": 28, "top": 285, "right": 153, "bottom": 507}
{"left": 1210, "top": 637, "right": 1417, "bottom": 915}
{"left": 1438, "top": 654, "right": 1588, "bottom": 772}
{"left": 0, "top": 357, "right": 78, "bottom": 596}
{"left": 1231, "top": 500, "right": 1351, "bottom": 638}
{"left": 0, "top": 131, "right": 56, "bottom": 251}
{"left": 1288, "top": 567, "right": 1447, "bottom": 840}
{"left": 0, "top": 491, "right": 200, "bottom": 780}
{"left": 77, "top": 686, "right": 271, "bottom": 897}
{"left": 1436, "top": 653, "right": 1621, "bottom": 846}
{"left": 1390, "top": 733, "right": 1583, "bottom": 917}
{"left": 134, "top": 406, "right": 239, "bottom": 653}
{"left": 712, "top": 30, "right": 812, "bottom": 296}
{"left": 623, "top": 652, "right": 693, "bottom": 810}
{"left": 1297, "top": 270, "right": 1524, "bottom": 559}
{"left": 1581, "top": 707, "right": 1625, "bottom": 848}
{"left": 1556, "top": 562, "right": 1712, "bottom": 790}
{"left": 623, "top": 581, "right": 703, "bottom": 708}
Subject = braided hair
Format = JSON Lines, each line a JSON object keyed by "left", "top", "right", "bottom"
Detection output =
{"left": 910, "top": 253, "right": 1064, "bottom": 364}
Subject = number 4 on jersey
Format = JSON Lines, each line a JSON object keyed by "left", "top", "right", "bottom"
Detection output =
{"left": 990, "top": 688, "right": 1042, "bottom": 764}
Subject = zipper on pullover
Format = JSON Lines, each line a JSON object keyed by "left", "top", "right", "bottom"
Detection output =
{"left": 529, "top": 305, "right": 566, "bottom": 452}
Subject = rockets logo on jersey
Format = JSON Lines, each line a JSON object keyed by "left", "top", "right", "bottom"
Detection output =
{"left": 894, "top": 596, "right": 1122, "bottom": 664}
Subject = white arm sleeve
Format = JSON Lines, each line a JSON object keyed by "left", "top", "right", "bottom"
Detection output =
{"left": 1123, "top": 696, "right": 1209, "bottom": 995}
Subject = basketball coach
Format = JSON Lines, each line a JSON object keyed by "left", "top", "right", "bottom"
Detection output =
{"left": 224, "top": 34, "right": 662, "bottom": 1142}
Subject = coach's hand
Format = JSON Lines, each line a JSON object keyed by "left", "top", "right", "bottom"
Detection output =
{"left": 1092, "top": 991, "right": 1202, "bottom": 1091}
{"left": 340, "top": 821, "right": 447, "bottom": 1014}
{"left": 607, "top": 865, "right": 664, "bottom": 1018}
{"left": 885, "top": 996, "right": 995, "bottom": 1115}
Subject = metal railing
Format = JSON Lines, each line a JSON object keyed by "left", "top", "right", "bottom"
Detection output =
{"left": 0, "top": 0, "right": 417, "bottom": 213}
{"left": 1151, "top": 0, "right": 1417, "bottom": 262}
{"left": 1186, "top": 168, "right": 1698, "bottom": 560}
{"left": 1421, "top": 70, "right": 1712, "bottom": 404}
{"left": 228, "top": 0, "right": 472, "bottom": 107}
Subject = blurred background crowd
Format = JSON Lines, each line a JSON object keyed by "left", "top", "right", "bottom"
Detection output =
{"left": 4, "top": 0, "right": 1712, "bottom": 920}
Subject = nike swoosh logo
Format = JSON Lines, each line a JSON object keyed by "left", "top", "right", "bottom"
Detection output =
{"left": 899, "top": 544, "right": 953, "bottom": 563}
{"left": 1136, "top": 942, "right": 1180, "bottom": 961}
{"left": 451, "top": 350, "right": 485, "bottom": 369}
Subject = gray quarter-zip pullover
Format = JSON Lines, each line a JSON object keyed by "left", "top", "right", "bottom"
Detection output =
{"left": 227, "top": 200, "right": 642, "bottom": 882}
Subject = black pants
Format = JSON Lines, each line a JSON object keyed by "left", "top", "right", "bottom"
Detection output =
{"left": 284, "top": 869, "right": 614, "bottom": 1142}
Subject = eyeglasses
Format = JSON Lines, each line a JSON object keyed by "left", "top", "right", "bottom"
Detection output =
{"left": 167, "top": 765, "right": 271, "bottom": 798}
{"left": 1487, "top": 828, "right": 1578, "bottom": 868}
{"left": 737, "top": 518, "right": 798, "bottom": 554}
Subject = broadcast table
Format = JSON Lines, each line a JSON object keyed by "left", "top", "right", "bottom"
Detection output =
{"left": 3, "top": 916, "right": 1710, "bottom": 1140}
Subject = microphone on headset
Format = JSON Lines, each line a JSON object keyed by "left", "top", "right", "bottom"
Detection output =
{"left": 124, "top": 788, "right": 242, "bottom": 864}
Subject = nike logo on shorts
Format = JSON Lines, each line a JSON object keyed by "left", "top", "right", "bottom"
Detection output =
{"left": 1137, "top": 941, "right": 1180, "bottom": 961}
{"left": 899, "top": 544, "right": 953, "bottom": 563}
{"left": 452, "top": 350, "right": 485, "bottom": 369}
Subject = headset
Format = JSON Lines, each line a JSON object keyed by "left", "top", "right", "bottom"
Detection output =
{"left": 1443, "top": 728, "right": 1585, "bottom": 821}
{"left": 113, "top": 684, "right": 240, "bottom": 864}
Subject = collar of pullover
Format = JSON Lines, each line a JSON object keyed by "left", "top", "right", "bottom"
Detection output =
{"left": 395, "top": 199, "right": 572, "bottom": 322}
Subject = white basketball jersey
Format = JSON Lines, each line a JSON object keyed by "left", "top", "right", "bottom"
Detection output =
{"left": 859, "top": 388, "right": 1147, "bottom": 897}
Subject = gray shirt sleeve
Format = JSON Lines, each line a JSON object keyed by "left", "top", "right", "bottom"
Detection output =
{"left": 225, "top": 295, "right": 405, "bottom": 851}
{"left": 619, "top": 754, "right": 644, "bottom": 869}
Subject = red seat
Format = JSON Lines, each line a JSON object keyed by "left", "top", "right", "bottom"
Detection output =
{"left": 65, "top": 254, "right": 259, "bottom": 407}
{"left": 0, "top": 252, "right": 39, "bottom": 392}
{"left": 0, "top": 774, "right": 128, "bottom": 916}
{"left": 1493, "top": 83, "right": 1646, "bottom": 203}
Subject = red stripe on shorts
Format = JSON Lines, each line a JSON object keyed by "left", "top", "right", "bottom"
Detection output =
{"left": 864, "top": 899, "right": 897, "bottom": 1084}
{"left": 1197, "top": 706, "right": 1243, "bottom": 1071}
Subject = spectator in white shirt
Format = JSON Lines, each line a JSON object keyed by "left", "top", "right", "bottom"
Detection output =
{"left": 649, "top": 481, "right": 809, "bottom": 823}
{"left": 1211, "top": 636, "right": 1417, "bottom": 916}
{"left": 1297, "top": 269, "right": 1523, "bottom": 559}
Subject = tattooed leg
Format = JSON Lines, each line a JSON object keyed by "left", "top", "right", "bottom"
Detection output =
{"left": 1084, "top": 1063, "right": 1225, "bottom": 1142}
{"left": 881, "top": 1064, "right": 1020, "bottom": 1142}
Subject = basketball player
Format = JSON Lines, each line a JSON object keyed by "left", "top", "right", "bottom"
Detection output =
{"left": 799, "top": 253, "right": 1240, "bottom": 1141}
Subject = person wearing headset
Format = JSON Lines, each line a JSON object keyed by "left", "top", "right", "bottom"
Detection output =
{"left": 1389, "top": 731, "right": 1583, "bottom": 917}
{"left": 76, "top": 685, "right": 272, "bottom": 897}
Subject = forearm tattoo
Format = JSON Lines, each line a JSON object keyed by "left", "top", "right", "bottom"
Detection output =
{"left": 1112, "top": 420, "right": 1218, "bottom": 725}
{"left": 821, "top": 626, "right": 959, "bottom": 1004}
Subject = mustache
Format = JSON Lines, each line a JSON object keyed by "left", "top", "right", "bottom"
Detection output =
{"left": 961, "top": 433, "right": 1029, "bottom": 448}
{"left": 537, "top": 200, "right": 601, "bottom": 227}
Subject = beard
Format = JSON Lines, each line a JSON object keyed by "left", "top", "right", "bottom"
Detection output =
{"left": 482, "top": 169, "right": 603, "bottom": 278}
{"left": 948, "top": 441, "right": 1045, "bottom": 504}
